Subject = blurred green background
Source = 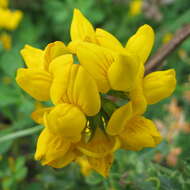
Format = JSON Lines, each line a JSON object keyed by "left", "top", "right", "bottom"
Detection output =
{"left": 0, "top": 0, "right": 190, "bottom": 189}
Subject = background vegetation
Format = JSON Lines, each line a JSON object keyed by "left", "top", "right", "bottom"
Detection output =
{"left": 0, "top": 0, "right": 190, "bottom": 189}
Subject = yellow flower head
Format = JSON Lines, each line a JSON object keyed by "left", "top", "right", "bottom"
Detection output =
{"left": 129, "top": 0, "right": 142, "bottom": 16}
{"left": 0, "top": 8, "right": 23, "bottom": 30}
{"left": 15, "top": 9, "right": 177, "bottom": 177}
{"left": 0, "top": 0, "right": 8, "bottom": 8}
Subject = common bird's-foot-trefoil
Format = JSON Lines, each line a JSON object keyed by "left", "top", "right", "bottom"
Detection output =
{"left": 129, "top": 0, "right": 142, "bottom": 16}
{"left": 0, "top": 0, "right": 23, "bottom": 50}
{"left": 16, "top": 9, "right": 176, "bottom": 177}
{"left": 0, "top": 0, "right": 8, "bottom": 8}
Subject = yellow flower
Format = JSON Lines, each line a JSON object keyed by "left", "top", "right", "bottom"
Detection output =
{"left": 31, "top": 103, "right": 87, "bottom": 142}
{"left": 17, "top": 40, "right": 101, "bottom": 143}
{"left": 29, "top": 59, "right": 100, "bottom": 142}
{"left": 17, "top": 43, "right": 100, "bottom": 111}
{"left": 95, "top": 24, "right": 176, "bottom": 114}
{"left": 68, "top": 9, "right": 96, "bottom": 53}
{"left": 44, "top": 104, "right": 87, "bottom": 142}
{"left": 16, "top": 42, "right": 100, "bottom": 115}
{"left": 0, "top": 8, "right": 23, "bottom": 30}
{"left": 130, "top": 67, "right": 176, "bottom": 115}
{"left": 35, "top": 128, "right": 78, "bottom": 168}
{"left": 70, "top": 10, "right": 155, "bottom": 93}
{"left": 68, "top": 10, "right": 160, "bottom": 99}
{"left": 0, "top": 32, "right": 11, "bottom": 50}
{"left": 68, "top": 10, "right": 144, "bottom": 93}
{"left": 77, "top": 128, "right": 120, "bottom": 177}
{"left": 129, "top": 64, "right": 147, "bottom": 114}
{"left": 33, "top": 107, "right": 120, "bottom": 176}
{"left": 126, "top": 26, "right": 175, "bottom": 113}
{"left": 96, "top": 24, "right": 154, "bottom": 65}
{"left": 33, "top": 107, "right": 119, "bottom": 176}
{"left": 107, "top": 102, "right": 162, "bottom": 151}
{"left": 77, "top": 25, "right": 154, "bottom": 93}
{"left": 129, "top": 0, "right": 142, "bottom": 16}
{"left": 16, "top": 42, "right": 70, "bottom": 101}
{"left": 143, "top": 69, "right": 176, "bottom": 104}
{"left": 49, "top": 55, "right": 100, "bottom": 115}
{"left": 15, "top": 9, "right": 177, "bottom": 177}
{"left": 0, "top": 0, "right": 8, "bottom": 8}
{"left": 76, "top": 43, "right": 140, "bottom": 93}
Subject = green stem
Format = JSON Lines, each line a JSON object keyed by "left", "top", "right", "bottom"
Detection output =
{"left": 0, "top": 125, "right": 43, "bottom": 144}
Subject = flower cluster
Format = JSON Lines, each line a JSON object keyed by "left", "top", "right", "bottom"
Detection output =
{"left": 129, "top": 0, "right": 142, "bottom": 16}
{"left": 16, "top": 9, "right": 176, "bottom": 177}
{"left": 0, "top": 0, "right": 23, "bottom": 50}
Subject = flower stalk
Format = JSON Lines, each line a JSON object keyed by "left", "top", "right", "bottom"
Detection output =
{"left": 0, "top": 125, "right": 43, "bottom": 144}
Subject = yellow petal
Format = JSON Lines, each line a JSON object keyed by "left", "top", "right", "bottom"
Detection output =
{"left": 49, "top": 54, "right": 73, "bottom": 76}
{"left": 20, "top": 45, "right": 44, "bottom": 69}
{"left": 73, "top": 65, "right": 101, "bottom": 116}
{"left": 125, "top": 24, "right": 154, "bottom": 64}
{"left": 95, "top": 28, "right": 123, "bottom": 52}
{"left": 120, "top": 116, "right": 162, "bottom": 151}
{"left": 106, "top": 102, "right": 133, "bottom": 135}
{"left": 143, "top": 69, "right": 176, "bottom": 104}
{"left": 49, "top": 55, "right": 74, "bottom": 104}
{"left": 108, "top": 52, "right": 140, "bottom": 91}
{"left": 70, "top": 9, "right": 95, "bottom": 42}
{"left": 35, "top": 128, "right": 70, "bottom": 162}
{"left": 16, "top": 68, "right": 51, "bottom": 101}
{"left": 130, "top": 83, "right": 147, "bottom": 115}
{"left": 48, "top": 150, "right": 76, "bottom": 168}
{"left": 45, "top": 103, "right": 86, "bottom": 142}
{"left": 50, "top": 56, "right": 101, "bottom": 116}
{"left": 129, "top": 64, "right": 147, "bottom": 115}
{"left": 44, "top": 41, "right": 69, "bottom": 70}
{"left": 31, "top": 106, "right": 52, "bottom": 124}
{"left": 78, "top": 128, "right": 120, "bottom": 158}
{"left": 35, "top": 128, "right": 76, "bottom": 168}
{"left": 67, "top": 40, "right": 79, "bottom": 54}
{"left": 77, "top": 42, "right": 115, "bottom": 93}
{"left": 87, "top": 154, "right": 113, "bottom": 177}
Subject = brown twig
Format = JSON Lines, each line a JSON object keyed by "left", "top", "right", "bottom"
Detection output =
{"left": 145, "top": 24, "right": 190, "bottom": 74}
